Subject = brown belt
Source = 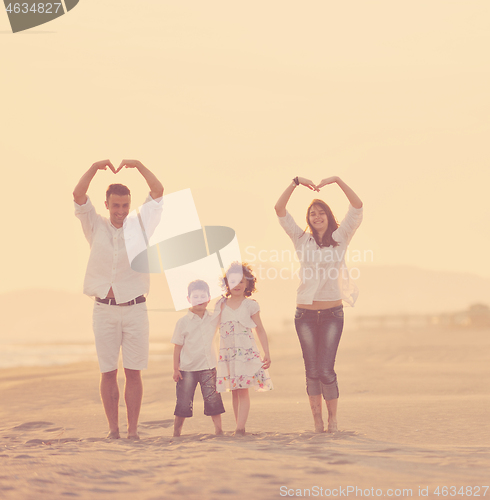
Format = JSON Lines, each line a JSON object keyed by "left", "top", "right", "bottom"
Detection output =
{"left": 95, "top": 295, "right": 146, "bottom": 306}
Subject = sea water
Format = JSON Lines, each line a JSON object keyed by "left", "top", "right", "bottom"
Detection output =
{"left": 0, "top": 343, "right": 171, "bottom": 369}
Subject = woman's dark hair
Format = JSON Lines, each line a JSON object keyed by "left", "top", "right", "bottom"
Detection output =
{"left": 220, "top": 261, "right": 257, "bottom": 298}
{"left": 106, "top": 184, "right": 131, "bottom": 202}
{"left": 304, "top": 199, "right": 339, "bottom": 248}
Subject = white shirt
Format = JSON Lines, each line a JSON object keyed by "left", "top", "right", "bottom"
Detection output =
{"left": 171, "top": 308, "right": 220, "bottom": 371}
{"left": 278, "top": 204, "right": 363, "bottom": 306}
{"left": 74, "top": 194, "right": 163, "bottom": 303}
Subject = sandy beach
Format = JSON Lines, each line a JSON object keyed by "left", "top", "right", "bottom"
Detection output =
{"left": 1, "top": 322, "right": 489, "bottom": 500}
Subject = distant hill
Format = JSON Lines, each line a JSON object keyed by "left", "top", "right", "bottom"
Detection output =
{"left": 1, "top": 266, "right": 489, "bottom": 343}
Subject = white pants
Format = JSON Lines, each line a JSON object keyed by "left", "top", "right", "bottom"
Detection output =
{"left": 92, "top": 301, "right": 149, "bottom": 373}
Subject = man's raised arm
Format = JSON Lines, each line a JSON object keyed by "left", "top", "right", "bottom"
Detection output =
{"left": 73, "top": 160, "right": 116, "bottom": 205}
{"left": 117, "top": 160, "right": 164, "bottom": 200}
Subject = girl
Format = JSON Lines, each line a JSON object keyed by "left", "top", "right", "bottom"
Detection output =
{"left": 216, "top": 262, "right": 272, "bottom": 436}
{"left": 274, "top": 176, "right": 363, "bottom": 433}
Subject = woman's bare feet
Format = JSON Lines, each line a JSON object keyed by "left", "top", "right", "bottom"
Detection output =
{"left": 326, "top": 398, "right": 338, "bottom": 433}
{"left": 106, "top": 430, "right": 120, "bottom": 439}
{"left": 309, "top": 395, "right": 325, "bottom": 432}
{"left": 233, "top": 428, "right": 246, "bottom": 436}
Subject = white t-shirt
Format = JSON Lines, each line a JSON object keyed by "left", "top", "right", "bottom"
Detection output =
{"left": 171, "top": 308, "right": 221, "bottom": 371}
{"left": 278, "top": 204, "right": 363, "bottom": 306}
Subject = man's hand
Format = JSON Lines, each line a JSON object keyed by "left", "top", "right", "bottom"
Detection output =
{"left": 173, "top": 370, "right": 183, "bottom": 382}
{"left": 92, "top": 159, "right": 117, "bottom": 174}
{"left": 116, "top": 159, "right": 143, "bottom": 173}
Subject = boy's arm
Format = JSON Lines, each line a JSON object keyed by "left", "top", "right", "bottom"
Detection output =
{"left": 251, "top": 311, "right": 271, "bottom": 369}
{"left": 173, "top": 344, "right": 183, "bottom": 382}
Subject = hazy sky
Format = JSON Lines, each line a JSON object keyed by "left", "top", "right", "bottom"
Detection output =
{"left": 2, "top": 1, "right": 489, "bottom": 295}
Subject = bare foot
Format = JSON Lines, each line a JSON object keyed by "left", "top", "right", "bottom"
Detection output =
{"left": 327, "top": 420, "right": 338, "bottom": 433}
{"left": 106, "top": 430, "right": 120, "bottom": 439}
{"left": 233, "top": 428, "right": 246, "bottom": 436}
{"left": 127, "top": 434, "right": 140, "bottom": 440}
{"left": 215, "top": 429, "right": 224, "bottom": 436}
{"left": 173, "top": 431, "right": 182, "bottom": 437}
{"left": 313, "top": 415, "right": 325, "bottom": 433}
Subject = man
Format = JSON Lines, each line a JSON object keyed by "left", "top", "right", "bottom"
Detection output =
{"left": 73, "top": 159, "right": 163, "bottom": 439}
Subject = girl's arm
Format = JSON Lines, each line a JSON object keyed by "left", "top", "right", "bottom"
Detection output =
{"left": 251, "top": 311, "right": 271, "bottom": 369}
{"left": 316, "top": 176, "right": 363, "bottom": 209}
{"left": 274, "top": 177, "right": 318, "bottom": 217}
{"left": 172, "top": 344, "right": 183, "bottom": 382}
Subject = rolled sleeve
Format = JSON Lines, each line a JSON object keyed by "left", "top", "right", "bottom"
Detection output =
{"left": 139, "top": 192, "right": 164, "bottom": 241}
{"left": 333, "top": 204, "right": 363, "bottom": 245}
{"left": 278, "top": 210, "right": 304, "bottom": 242}
{"left": 74, "top": 196, "right": 99, "bottom": 245}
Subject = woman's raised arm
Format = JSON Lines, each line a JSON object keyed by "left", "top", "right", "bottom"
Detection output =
{"left": 274, "top": 177, "right": 318, "bottom": 217}
{"left": 317, "top": 176, "right": 363, "bottom": 209}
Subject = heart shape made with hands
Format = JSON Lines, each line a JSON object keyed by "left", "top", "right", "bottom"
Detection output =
{"left": 298, "top": 176, "right": 339, "bottom": 192}
{"left": 93, "top": 159, "right": 144, "bottom": 174}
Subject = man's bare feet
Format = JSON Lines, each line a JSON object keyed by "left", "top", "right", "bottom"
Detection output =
{"left": 233, "top": 428, "right": 246, "bottom": 436}
{"left": 127, "top": 434, "right": 140, "bottom": 440}
{"left": 106, "top": 430, "right": 120, "bottom": 439}
{"left": 327, "top": 420, "right": 338, "bottom": 433}
{"left": 313, "top": 415, "right": 325, "bottom": 433}
{"left": 215, "top": 429, "right": 224, "bottom": 436}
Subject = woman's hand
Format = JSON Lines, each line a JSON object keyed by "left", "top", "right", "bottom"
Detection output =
{"left": 316, "top": 176, "right": 339, "bottom": 189}
{"left": 298, "top": 177, "right": 320, "bottom": 191}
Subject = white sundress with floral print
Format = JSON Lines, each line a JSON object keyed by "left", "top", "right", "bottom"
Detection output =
{"left": 216, "top": 298, "right": 273, "bottom": 393}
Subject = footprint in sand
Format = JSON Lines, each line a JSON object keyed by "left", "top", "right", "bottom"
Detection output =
{"left": 12, "top": 422, "right": 55, "bottom": 431}
{"left": 139, "top": 420, "right": 174, "bottom": 429}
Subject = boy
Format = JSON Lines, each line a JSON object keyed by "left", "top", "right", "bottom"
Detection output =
{"left": 171, "top": 280, "right": 225, "bottom": 436}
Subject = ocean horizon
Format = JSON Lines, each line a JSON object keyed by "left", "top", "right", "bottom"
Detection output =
{"left": 0, "top": 343, "right": 172, "bottom": 369}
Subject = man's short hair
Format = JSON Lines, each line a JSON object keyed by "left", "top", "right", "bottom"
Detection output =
{"left": 106, "top": 184, "right": 131, "bottom": 202}
{"left": 187, "top": 280, "right": 210, "bottom": 297}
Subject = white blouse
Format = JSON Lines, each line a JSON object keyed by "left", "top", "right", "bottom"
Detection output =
{"left": 221, "top": 298, "right": 260, "bottom": 329}
{"left": 278, "top": 204, "right": 363, "bottom": 306}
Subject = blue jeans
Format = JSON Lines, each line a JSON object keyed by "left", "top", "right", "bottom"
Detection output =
{"left": 174, "top": 368, "right": 225, "bottom": 418}
{"left": 294, "top": 305, "right": 344, "bottom": 401}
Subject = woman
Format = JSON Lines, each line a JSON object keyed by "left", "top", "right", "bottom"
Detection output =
{"left": 274, "top": 176, "right": 363, "bottom": 433}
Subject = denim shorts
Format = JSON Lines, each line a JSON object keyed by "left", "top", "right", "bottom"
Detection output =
{"left": 294, "top": 305, "right": 344, "bottom": 400}
{"left": 174, "top": 368, "right": 225, "bottom": 418}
